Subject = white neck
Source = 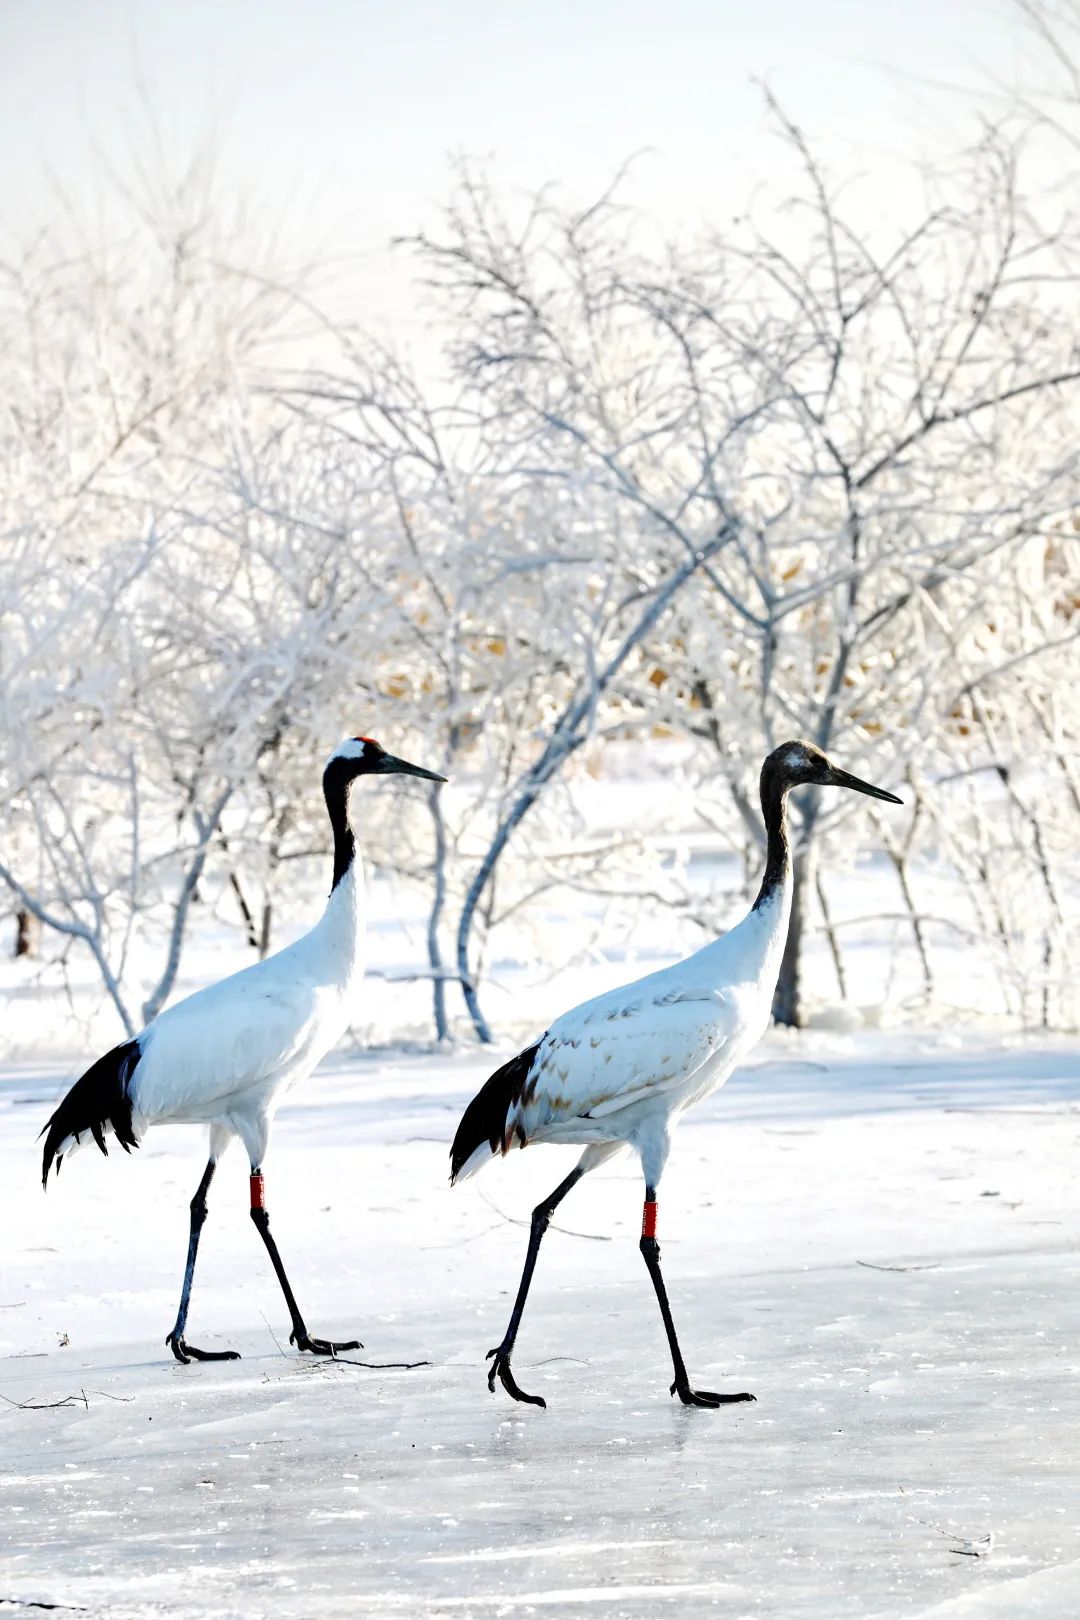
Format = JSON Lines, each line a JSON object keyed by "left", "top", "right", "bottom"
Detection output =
{"left": 308, "top": 850, "right": 367, "bottom": 989}
{"left": 693, "top": 858, "right": 793, "bottom": 991}
{"left": 752, "top": 865, "right": 794, "bottom": 989}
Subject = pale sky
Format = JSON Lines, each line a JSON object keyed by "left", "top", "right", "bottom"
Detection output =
{"left": 0, "top": 1, "right": 1032, "bottom": 349}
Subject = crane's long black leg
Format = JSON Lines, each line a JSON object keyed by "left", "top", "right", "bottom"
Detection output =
{"left": 166, "top": 1158, "right": 240, "bottom": 1364}
{"left": 486, "top": 1164, "right": 586, "bottom": 1409}
{"left": 638, "top": 1188, "right": 755, "bottom": 1409}
{"left": 247, "top": 1170, "right": 362, "bottom": 1356}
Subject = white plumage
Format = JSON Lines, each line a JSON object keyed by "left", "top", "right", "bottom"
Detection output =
{"left": 451, "top": 739, "right": 902, "bottom": 1409}
{"left": 42, "top": 735, "right": 444, "bottom": 1364}
{"left": 130, "top": 869, "right": 364, "bottom": 1165}
{"left": 453, "top": 897, "right": 784, "bottom": 1182}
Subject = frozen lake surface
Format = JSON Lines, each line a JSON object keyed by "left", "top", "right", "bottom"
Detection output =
{"left": 2, "top": 1034, "right": 1080, "bottom": 1617}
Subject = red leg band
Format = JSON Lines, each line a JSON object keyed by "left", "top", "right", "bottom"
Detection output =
{"left": 642, "top": 1201, "right": 658, "bottom": 1240}
{"left": 250, "top": 1172, "right": 266, "bottom": 1211}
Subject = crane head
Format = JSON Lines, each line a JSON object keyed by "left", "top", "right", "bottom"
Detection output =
{"left": 325, "top": 737, "right": 447, "bottom": 783}
{"left": 768, "top": 739, "right": 902, "bottom": 804}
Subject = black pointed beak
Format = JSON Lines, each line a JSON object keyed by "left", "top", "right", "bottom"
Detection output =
{"left": 826, "top": 765, "right": 903, "bottom": 805}
{"left": 379, "top": 752, "right": 447, "bottom": 784}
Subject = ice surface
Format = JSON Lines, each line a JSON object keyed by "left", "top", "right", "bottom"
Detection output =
{"left": 2, "top": 1035, "right": 1080, "bottom": 1617}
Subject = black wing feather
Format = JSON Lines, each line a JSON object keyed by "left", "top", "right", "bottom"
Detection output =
{"left": 40, "top": 1039, "right": 141, "bottom": 1188}
{"left": 449, "top": 1040, "right": 542, "bottom": 1183}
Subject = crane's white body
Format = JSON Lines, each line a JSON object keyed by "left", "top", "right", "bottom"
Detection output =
{"left": 134, "top": 863, "right": 364, "bottom": 1162}
{"left": 458, "top": 870, "right": 792, "bottom": 1186}
{"left": 42, "top": 734, "right": 447, "bottom": 1367}
{"left": 54, "top": 800, "right": 367, "bottom": 1169}
{"left": 454, "top": 740, "right": 901, "bottom": 1408}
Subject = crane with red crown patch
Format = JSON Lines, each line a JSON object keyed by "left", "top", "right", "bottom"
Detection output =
{"left": 41, "top": 735, "right": 446, "bottom": 1366}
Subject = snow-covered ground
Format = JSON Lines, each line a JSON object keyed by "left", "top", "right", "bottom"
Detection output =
{"left": 3, "top": 1034, "right": 1080, "bottom": 1618}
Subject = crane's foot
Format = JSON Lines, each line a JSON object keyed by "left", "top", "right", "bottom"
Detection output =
{"left": 487, "top": 1345, "right": 547, "bottom": 1409}
{"left": 290, "top": 1328, "right": 363, "bottom": 1356}
{"left": 166, "top": 1332, "right": 241, "bottom": 1364}
{"left": 670, "top": 1378, "right": 755, "bottom": 1408}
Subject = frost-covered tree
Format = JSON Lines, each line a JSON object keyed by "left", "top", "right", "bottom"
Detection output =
{"left": 0, "top": 158, "right": 341, "bottom": 1031}
{"left": 400, "top": 112, "right": 1080, "bottom": 1027}
{"left": 3, "top": 86, "right": 1078, "bottom": 1045}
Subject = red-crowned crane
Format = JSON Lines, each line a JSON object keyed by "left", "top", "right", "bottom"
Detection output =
{"left": 41, "top": 737, "right": 445, "bottom": 1364}
{"left": 450, "top": 740, "right": 902, "bottom": 1409}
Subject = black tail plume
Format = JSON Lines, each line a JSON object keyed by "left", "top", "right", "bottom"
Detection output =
{"left": 41, "top": 1039, "right": 142, "bottom": 1188}
{"left": 450, "top": 1040, "right": 541, "bottom": 1183}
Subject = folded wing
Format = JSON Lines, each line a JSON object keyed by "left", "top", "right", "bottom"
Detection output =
{"left": 451, "top": 976, "right": 738, "bottom": 1180}
{"left": 133, "top": 966, "right": 325, "bottom": 1122}
{"left": 523, "top": 984, "right": 735, "bottom": 1132}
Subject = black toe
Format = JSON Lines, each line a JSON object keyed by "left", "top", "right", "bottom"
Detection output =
{"left": 486, "top": 1347, "right": 547, "bottom": 1408}
{"left": 167, "top": 1333, "right": 240, "bottom": 1364}
{"left": 291, "top": 1332, "right": 364, "bottom": 1356}
{"left": 671, "top": 1381, "right": 755, "bottom": 1407}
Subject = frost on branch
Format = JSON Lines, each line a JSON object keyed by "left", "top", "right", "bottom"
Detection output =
{"left": 1, "top": 102, "right": 1078, "bottom": 1042}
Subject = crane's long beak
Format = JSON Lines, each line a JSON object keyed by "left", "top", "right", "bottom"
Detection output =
{"left": 379, "top": 752, "right": 447, "bottom": 784}
{"left": 826, "top": 765, "right": 903, "bottom": 805}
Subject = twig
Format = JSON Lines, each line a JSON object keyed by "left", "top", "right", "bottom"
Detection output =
{"left": 0, "top": 1600, "right": 88, "bottom": 1612}
{"left": 322, "top": 1356, "right": 432, "bottom": 1371}
{"left": 420, "top": 1222, "right": 505, "bottom": 1249}
{"left": 296, "top": 1354, "right": 431, "bottom": 1372}
{"left": 0, "top": 1391, "right": 89, "bottom": 1411}
{"left": 261, "top": 1311, "right": 287, "bottom": 1357}
{"left": 262, "top": 1316, "right": 429, "bottom": 1370}
{"left": 944, "top": 1106, "right": 1080, "bottom": 1117}
{"left": 856, "top": 1260, "right": 940, "bottom": 1273}
{"left": 479, "top": 1187, "right": 612, "bottom": 1242}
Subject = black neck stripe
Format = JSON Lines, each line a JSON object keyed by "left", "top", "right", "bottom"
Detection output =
{"left": 751, "top": 756, "right": 790, "bottom": 912}
{"left": 322, "top": 760, "right": 357, "bottom": 892}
